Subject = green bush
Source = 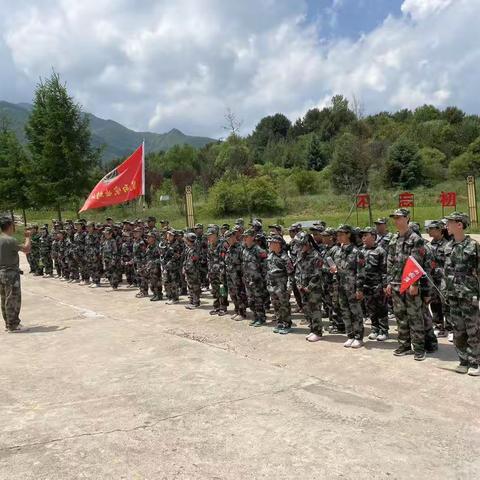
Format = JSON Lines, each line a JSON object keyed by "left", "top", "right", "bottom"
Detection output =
{"left": 208, "top": 175, "right": 281, "bottom": 216}
{"left": 288, "top": 169, "right": 320, "bottom": 195}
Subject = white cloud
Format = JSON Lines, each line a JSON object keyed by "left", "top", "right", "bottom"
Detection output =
{"left": 0, "top": 0, "right": 478, "bottom": 139}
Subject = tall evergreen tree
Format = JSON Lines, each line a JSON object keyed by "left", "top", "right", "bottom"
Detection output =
{"left": 25, "top": 71, "right": 99, "bottom": 219}
{"left": 307, "top": 134, "right": 328, "bottom": 171}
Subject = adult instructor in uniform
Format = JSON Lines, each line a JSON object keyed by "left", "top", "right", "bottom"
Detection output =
{"left": 0, "top": 217, "right": 31, "bottom": 332}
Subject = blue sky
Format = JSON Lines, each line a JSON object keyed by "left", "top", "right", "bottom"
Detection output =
{"left": 305, "top": 0, "right": 404, "bottom": 39}
{"left": 0, "top": 0, "right": 477, "bottom": 137}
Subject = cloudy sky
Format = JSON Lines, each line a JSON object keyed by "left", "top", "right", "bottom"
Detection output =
{"left": 0, "top": 0, "right": 478, "bottom": 138}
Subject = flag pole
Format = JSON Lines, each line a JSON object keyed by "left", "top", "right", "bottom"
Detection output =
{"left": 141, "top": 139, "right": 145, "bottom": 210}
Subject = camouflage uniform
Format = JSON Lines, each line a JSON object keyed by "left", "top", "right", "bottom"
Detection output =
{"left": 295, "top": 235, "right": 323, "bottom": 335}
{"left": 267, "top": 242, "right": 294, "bottom": 329}
{"left": 51, "top": 235, "right": 61, "bottom": 276}
{"left": 65, "top": 230, "right": 76, "bottom": 280}
{"left": 162, "top": 235, "right": 182, "bottom": 302}
{"left": 73, "top": 229, "right": 88, "bottom": 281}
{"left": 85, "top": 228, "right": 101, "bottom": 285}
{"left": 362, "top": 237, "right": 388, "bottom": 336}
{"left": 242, "top": 235, "right": 268, "bottom": 324}
{"left": 386, "top": 223, "right": 431, "bottom": 355}
{"left": 57, "top": 235, "right": 68, "bottom": 279}
{"left": 133, "top": 237, "right": 148, "bottom": 295}
{"left": 184, "top": 239, "right": 202, "bottom": 307}
{"left": 207, "top": 236, "right": 228, "bottom": 313}
{"left": 101, "top": 235, "right": 120, "bottom": 288}
{"left": 195, "top": 227, "right": 209, "bottom": 289}
{"left": 39, "top": 229, "right": 53, "bottom": 275}
{"left": 121, "top": 235, "right": 135, "bottom": 286}
{"left": 333, "top": 238, "right": 366, "bottom": 340}
{"left": 145, "top": 240, "right": 162, "bottom": 299}
{"left": 442, "top": 224, "right": 480, "bottom": 367}
{"left": 224, "top": 234, "right": 247, "bottom": 317}
{"left": 287, "top": 228, "right": 303, "bottom": 310}
{"left": 28, "top": 229, "right": 41, "bottom": 275}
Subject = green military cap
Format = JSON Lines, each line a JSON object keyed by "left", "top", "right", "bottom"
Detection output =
{"left": 206, "top": 228, "right": 218, "bottom": 236}
{"left": 105, "top": 217, "right": 113, "bottom": 221}
{"left": 374, "top": 217, "right": 388, "bottom": 224}
{"left": 360, "top": 226, "right": 377, "bottom": 235}
{"left": 295, "top": 232, "right": 310, "bottom": 245}
{"left": 320, "top": 227, "right": 336, "bottom": 236}
{"left": 336, "top": 224, "right": 353, "bottom": 234}
{"left": 445, "top": 211, "right": 470, "bottom": 227}
{"left": 309, "top": 226, "right": 323, "bottom": 233}
{"left": 73, "top": 220, "right": 82, "bottom": 225}
{"left": 312, "top": 220, "right": 326, "bottom": 228}
{"left": 268, "top": 224, "right": 282, "bottom": 230}
{"left": 146, "top": 231, "right": 156, "bottom": 237}
{"left": 133, "top": 227, "right": 143, "bottom": 232}
{"left": 389, "top": 208, "right": 410, "bottom": 218}
{"left": 86, "top": 221, "right": 95, "bottom": 227}
{"left": 104, "top": 227, "right": 113, "bottom": 233}
{"left": 185, "top": 232, "right": 197, "bottom": 242}
{"left": 160, "top": 219, "right": 169, "bottom": 224}
{"left": 40, "top": 225, "right": 48, "bottom": 230}
{"left": 250, "top": 219, "right": 262, "bottom": 228}
{"left": 221, "top": 223, "right": 230, "bottom": 229}
{"left": 267, "top": 234, "right": 283, "bottom": 243}
{"left": 235, "top": 218, "right": 244, "bottom": 226}
{"left": 147, "top": 216, "right": 156, "bottom": 222}
{"left": 95, "top": 223, "right": 104, "bottom": 229}
{"left": 243, "top": 228, "right": 256, "bottom": 237}
{"left": 288, "top": 223, "right": 300, "bottom": 232}
{"left": 224, "top": 230, "right": 236, "bottom": 239}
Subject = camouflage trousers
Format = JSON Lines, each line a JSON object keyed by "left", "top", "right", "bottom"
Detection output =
{"left": 123, "top": 264, "right": 135, "bottom": 285}
{"left": 209, "top": 273, "right": 228, "bottom": 311}
{"left": 291, "top": 277, "right": 303, "bottom": 309}
{"left": 135, "top": 265, "right": 149, "bottom": 295}
{"left": 364, "top": 285, "right": 388, "bottom": 335}
{"left": 299, "top": 288, "right": 323, "bottom": 334}
{"left": 86, "top": 257, "right": 101, "bottom": 284}
{"left": 52, "top": 255, "right": 62, "bottom": 276}
{"left": 147, "top": 267, "right": 162, "bottom": 297}
{"left": 244, "top": 278, "right": 266, "bottom": 322}
{"left": 199, "top": 262, "right": 209, "bottom": 288}
{"left": 322, "top": 279, "right": 342, "bottom": 331}
{"left": 446, "top": 294, "right": 480, "bottom": 365}
{"left": 40, "top": 253, "right": 53, "bottom": 275}
{"left": 338, "top": 285, "right": 364, "bottom": 340}
{"left": 267, "top": 277, "right": 291, "bottom": 328}
{"left": 104, "top": 260, "right": 120, "bottom": 288}
{"left": 185, "top": 270, "right": 201, "bottom": 306}
{"left": 164, "top": 268, "right": 180, "bottom": 301}
{"left": 68, "top": 257, "right": 80, "bottom": 280}
{"left": 391, "top": 289, "right": 425, "bottom": 354}
{"left": 226, "top": 273, "right": 247, "bottom": 315}
{"left": 28, "top": 252, "right": 40, "bottom": 274}
{"left": 0, "top": 269, "right": 21, "bottom": 330}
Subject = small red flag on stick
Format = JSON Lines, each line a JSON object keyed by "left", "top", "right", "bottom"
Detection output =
{"left": 400, "top": 256, "right": 425, "bottom": 294}
{"left": 79, "top": 143, "right": 145, "bottom": 213}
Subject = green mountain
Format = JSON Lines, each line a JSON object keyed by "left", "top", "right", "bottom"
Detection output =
{"left": 0, "top": 101, "right": 215, "bottom": 162}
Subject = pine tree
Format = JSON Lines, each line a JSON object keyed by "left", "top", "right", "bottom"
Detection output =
{"left": 25, "top": 71, "right": 99, "bottom": 219}
{"left": 307, "top": 134, "right": 328, "bottom": 171}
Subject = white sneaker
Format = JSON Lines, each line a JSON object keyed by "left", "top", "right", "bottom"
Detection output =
{"left": 351, "top": 339, "right": 364, "bottom": 349}
{"left": 468, "top": 365, "right": 480, "bottom": 376}
{"left": 305, "top": 332, "right": 314, "bottom": 341}
{"left": 90, "top": 283, "right": 101, "bottom": 289}
{"left": 376, "top": 333, "right": 388, "bottom": 342}
{"left": 344, "top": 338, "right": 355, "bottom": 348}
{"left": 368, "top": 332, "right": 378, "bottom": 340}
{"left": 448, "top": 332, "right": 454, "bottom": 343}
{"left": 306, "top": 333, "right": 322, "bottom": 342}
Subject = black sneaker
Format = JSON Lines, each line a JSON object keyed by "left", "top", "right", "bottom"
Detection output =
{"left": 414, "top": 351, "right": 426, "bottom": 361}
{"left": 393, "top": 346, "right": 413, "bottom": 356}
{"left": 150, "top": 296, "right": 161, "bottom": 302}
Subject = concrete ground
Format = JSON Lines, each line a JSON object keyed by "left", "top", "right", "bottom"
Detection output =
{"left": 1, "top": 257, "right": 479, "bottom": 480}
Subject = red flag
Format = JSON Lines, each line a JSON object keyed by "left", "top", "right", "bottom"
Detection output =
{"left": 400, "top": 256, "right": 425, "bottom": 294}
{"left": 80, "top": 143, "right": 145, "bottom": 212}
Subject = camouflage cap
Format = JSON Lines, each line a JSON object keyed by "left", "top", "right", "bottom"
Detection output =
{"left": 312, "top": 220, "right": 326, "bottom": 228}
{"left": 426, "top": 220, "right": 443, "bottom": 230}
{"left": 288, "top": 223, "right": 302, "bottom": 232}
{"left": 194, "top": 223, "right": 204, "bottom": 230}
{"left": 445, "top": 211, "right": 470, "bottom": 227}
{"left": 221, "top": 223, "right": 230, "bottom": 229}
{"left": 267, "top": 234, "right": 283, "bottom": 243}
{"left": 105, "top": 217, "right": 113, "bottom": 221}
{"left": 133, "top": 227, "right": 143, "bottom": 233}
{"left": 147, "top": 216, "right": 156, "bottom": 222}
{"left": 250, "top": 219, "right": 263, "bottom": 229}
{"left": 295, "top": 232, "right": 310, "bottom": 245}
{"left": 268, "top": 224, "right": 282, "bottom": 231}
{"left": 389, "top": 208, "right": 410, "bottom": 218}
{"left": 95, "top": 223, "right": 104, "bottom": 229}
{"left": 409, "top": 221, "right": 421, "bottom": 234}
{"left": 360, "top": 226, "right": 377, "bottom": 235}
{"left": 86, "top": 221, "right": 95, "bottom": 227}
{"left": 320, "top": 227, "right": 336, "bottom": 236}
{"left": 224, "top": 230, "right": 236, "bottom": 239}
{"left": 336, "top": 224, "right": 353, "bottom": 234}
{"left": 160, "top": 219, "right": 169, "bottom": 224}
{"left": 206, "top": 228, "right": 218, "bottom": 236}
{"left": 243, "top": 228, "right": 256, "bottom": 237}
{"left": 73, "top": 220, "right": 82, "bottom": 225}
{"left": 374, "top": 217, "right": 388, "bottom": 224}
{"left": 235, "top": 218, "right": 244, "bottom": 226}
{"left": 40, "top": 225, "right": 48, "bottom": 230}
{"left": 233, "top": 225, "right": 243, "bottom": 232}
{"left": 309, "top": 226, "right": 323, "bottom": 233}
{"left": 146, "top": 231, "right": 156, "bottom": 238}
{"left": 104, "top": 227, "right": 113, "bottom": 233}
{"left": 185, "top": 232, "right": 197, "bottom": 242}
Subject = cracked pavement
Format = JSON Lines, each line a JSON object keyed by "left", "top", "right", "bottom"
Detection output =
{"left": 0, "top": 257, "right": 479, "bottom": 479}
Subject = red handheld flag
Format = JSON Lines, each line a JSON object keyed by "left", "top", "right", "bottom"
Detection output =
{"left": 400, "top": 256, "right": 425, "bottom": 294}
{"left": 80, "top": 143, "right": 145, "bottom": 212}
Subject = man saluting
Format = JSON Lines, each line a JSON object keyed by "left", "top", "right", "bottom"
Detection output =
{"left": 0, "top": 217, "right": 31, "bottom": 332}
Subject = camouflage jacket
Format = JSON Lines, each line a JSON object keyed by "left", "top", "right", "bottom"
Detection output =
{"left": 376, "top": 232, "right": 392, "bottom": 251}
{"left": 121, "top": 238, "right": 133, "bottom": 264}
{"left": 101, "top": 238, "right": 118, "bottom": 263}
{"left": 362, "top": 244, "right": 386, "bottom": 290}
{"left": 242, "top": 244, "right": 267, "bottom": 284}
{"left": 224, "top": 242, "right": 243, "bottom": 282}
{"left": 442, "top": 235, "right": 480, "bottom": 299}
{"left": 295, "top": 249, "right": 322, "bottom": 292}
{"left": 195, "top": 235, "right": 208, "bottom": 265}
{"left": 39, "top": 233, "right": 52, "bottom": 256}
{"left": 207, "top": 239, "right": 226, "bottom": 279}
{"left": 132, "top": 240, "right": 147, "bottom": 267}
{"left": 73, "top": 231, "right": 86, "bottom": 258}
{"left": 332, "top": 243, "right": 366, "bottom": 293}
{"left": 161, "top": 240, "right": 182, "bottom": 272}
{"left": 183, "top": 244, "right": 200, "bottom": 276}
{"left": 145, "top": 244, "right": 161, "bottom": 272}
{"left": 428, "top": 237, "right": 449, "bottom": 285}
{"left": 267, "top": 251, "right": 294, "bottom": 286}
{"left": 288, "top": 237, "right": 302, "bottom": 265}
{"left": 85, "top": 232, "right": 100, "bottom": 258}
{"left": 386, "top": 228, "right": 430, "bottom": 294}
